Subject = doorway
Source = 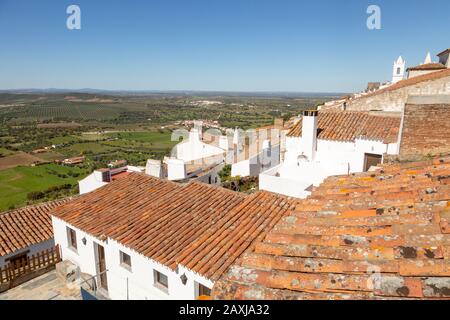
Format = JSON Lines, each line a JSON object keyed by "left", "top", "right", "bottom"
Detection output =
{"left": 364, "top": 153, "right": 382, "bottom": 172}
{"left": 95, "top": 243, "right": 108, "bottom": 291}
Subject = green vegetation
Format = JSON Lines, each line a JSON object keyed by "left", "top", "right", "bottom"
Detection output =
{"left": 219, "top": 165, "right": 258, "bottom": 193}
{"left": 218, "top": 164, "right": 232, "bottom": 182}
{"left": 0, "top": 147, "right": 15, "bottom": 157}
{"left": 0, "top": 92, "right": 329, "bottom": 210}
{"left": 0, "top": 164, "right": 89, "bottom": 211}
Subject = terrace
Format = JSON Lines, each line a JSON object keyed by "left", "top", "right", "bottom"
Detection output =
{"left": 0, "top": 270, "right": 81, "bottom": 300}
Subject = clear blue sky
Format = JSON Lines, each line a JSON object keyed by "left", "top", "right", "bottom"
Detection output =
{"left": 0, "top": 0, "right": 449, "bottom": 92}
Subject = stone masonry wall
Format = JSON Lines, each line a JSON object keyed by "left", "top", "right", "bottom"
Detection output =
{"left": 344, "top": 76, "right": 450, "bottom": 112}
{"left": 398, "top": 103, "right": 450, "bottom": 160}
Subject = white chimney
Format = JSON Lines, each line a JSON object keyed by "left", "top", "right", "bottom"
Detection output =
{"left": 262, "top": 139, "right": 271, "bottom": 150}
{"left": 301, "top": 110, "right": 318, "bottom": 161}
{"left": 219, "top": 135, "right": 229, "bottom": 150}
{"left": 145, "top": 159, "right": 164, "bottom": 178}
{"left": 93, "top": 169, "right": 111, "bottom": 182}
{"left": 165, "top": 158, "right": 186, "bottom": 181}
{"left": 189, "top": 128, "right": 201, "bottom": 142}
{"left": 193, "top": 120, "right": 203, "bottom": 140}
{"left": 232, "top": 128, "right": 240, "bottom": 145}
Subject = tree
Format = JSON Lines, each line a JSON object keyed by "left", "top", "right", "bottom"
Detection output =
{"left": 218, "top": 164, "right": 231, "bottom": 182}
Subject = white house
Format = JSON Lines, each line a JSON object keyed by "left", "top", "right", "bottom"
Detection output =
{"left": 259, "top": 110, "right": 401, "bottom": 198}
{"left": 51, "top": 172, "right": 293, "bottom": 300}
{"left": 175, "top": 128, "right": 225, "bottom": 163}
{"left": 0, "top": 199, "right": 68, "bottom": 268}
{"left": 230, "top": 119, "right": 287, "bottom": 178}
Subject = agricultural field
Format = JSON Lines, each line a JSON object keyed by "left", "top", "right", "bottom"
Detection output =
{"left": 0, "top": 164, "right": 89, "bottom": 211}
{"left": 0, "top": 152, "right": 48, "bottom": 170}
{"left": 0, "top": 91, "right": 331, "bottom": 210}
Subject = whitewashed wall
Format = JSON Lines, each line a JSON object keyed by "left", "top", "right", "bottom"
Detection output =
{"left": 52, "top": 216, "right": 214, "bottom": 300}
{"left": 78, "top": 172, "right": 108, "bottom": 195}
{"left": 231, "top": 145, "right": 280, "bottom": 178}
{"left": 176, "top": 139, "right": 224, "bottom": 163}
{"left": 260, "top": 136, "right": 397, "bottom": 198}
{"left": 259, "top": 165, "right": 313, "bottom": 199}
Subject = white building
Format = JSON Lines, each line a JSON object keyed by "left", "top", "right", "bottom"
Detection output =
{"left": 392, "top": 56, "right": 406, "bottom": 84}
{"left": 51, "top": 172, "right": 294, "bottom": 300}
{"left": 174, "top": 128, "right": 225, "bottom": 163}
{"left": 230, "top": 119, "right": 287, "bottom": 178}
{"left": 259, "top": 110, "right": 401, "bottom": 198}
{"left": 406, "top": 51, "right": 448, "bottom": 79}
{"left": 78, "top": 165, "right": 144, "bottom": 195}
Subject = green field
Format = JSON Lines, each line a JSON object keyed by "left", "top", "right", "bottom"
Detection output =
{"left": 0, "top": 92, "right": 329, "bottom": 211}
{"left": 0, "top": 147, "right": 15, "bottom": 157}
{"left": 0, "top": 164, "right": 88, "bottom": 211}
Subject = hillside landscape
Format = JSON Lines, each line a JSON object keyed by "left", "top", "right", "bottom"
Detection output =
{"left": 0, "top": 91, "right": 330, "bottom": 210}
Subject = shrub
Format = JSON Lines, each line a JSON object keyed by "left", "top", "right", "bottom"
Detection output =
{"left": 27, "top": 191, "right": 45, "bottom": 201}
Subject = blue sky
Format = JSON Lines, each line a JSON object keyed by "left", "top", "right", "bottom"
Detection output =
{"left": 0, "top": 0, "right": 449, "bottom": 92}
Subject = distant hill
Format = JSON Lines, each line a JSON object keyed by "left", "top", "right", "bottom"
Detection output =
{"left": 0, "top": 88, "right": 346, "bottom": 99}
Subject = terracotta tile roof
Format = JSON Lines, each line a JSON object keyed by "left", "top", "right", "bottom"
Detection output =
{"left": 0, "top": 199, "right": 70, "bottom": 257}
{"left": 177, "top": 191, "right": 297, "bottom": 281}
{"left": 286, "top": 111, "right": 401, "bottom": 143}
{"left": 56, "top": 173, "right": 280, "bottom": 273}
{"left": 212, "top": 156, "right": 450, "bottom": 300}
{"left": 407, "top": 63, "right": 447, "bottom": 71}
{"left": 111, "top": 171, "right": 130, "bottom": 181}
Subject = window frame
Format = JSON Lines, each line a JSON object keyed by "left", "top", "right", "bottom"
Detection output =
{"left": 119, "top": 250, "right": 132, "bottom": 271}
{"left": 196, "top": 282, "right": 212, "bottom": 298}
{"left": 67, "top": 227, "right": 78, "bottom": 252}
{"left": 153, "top": 270, "right": 169, "bottom": 293}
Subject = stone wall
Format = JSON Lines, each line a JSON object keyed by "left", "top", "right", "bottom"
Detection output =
{"left": 343, "top": 75, "right": 450, "bottom": 112}
{"left": 397, "top": 98, "right": 450, "bottom": 161}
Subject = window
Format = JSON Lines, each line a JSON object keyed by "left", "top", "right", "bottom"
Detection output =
{"left": 120, "top": 251, "right": 132, "bottom": 270}
{"left": 67, "top": 227, "right": 77, "bottom": 251}
{"left": 6, "top": 251, "right": 29, "bottom": 267}
{"left": 154, "top": 270, "right": 168, "bottom": 292}
{"left": 197, "top": 283, "right": 212, "bottom": 298}
{"left": 397, "top": 67, "right": 401, "bottom": 75}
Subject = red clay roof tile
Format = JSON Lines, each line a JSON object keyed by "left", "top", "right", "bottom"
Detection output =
{"left": 0, "top": 199, "right": 69, "bottom": 257}
{"left": 52, "top": 173, "right": 295, "bottom": 281}
{"left": 287, "top": 111, "right": 401, "bottom": 143}
{"left": 212, "top": 156, "right": 450, "bottom": 300}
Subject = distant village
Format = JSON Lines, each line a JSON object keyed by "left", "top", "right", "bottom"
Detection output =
{"left": 1, "top": 48, "right": 450, "bottom": 300}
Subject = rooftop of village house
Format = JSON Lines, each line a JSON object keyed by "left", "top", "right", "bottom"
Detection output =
{"left": 407, "top": 63, "right": 447, "bottom": 71}
{"left": 0, "top": 199, "right": 70, "bottom": 258}
{"left": 212, "top": 155, "right": 450, "bottom": 300}
{"left": 51, "top": 172, "right": 297, "bottom": 280}
{"left": 286, "top": 111, "right": 401, "bottom": 143}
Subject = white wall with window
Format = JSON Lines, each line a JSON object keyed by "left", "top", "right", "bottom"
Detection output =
{"left": 52, "top": 216, "right": 214, "bottom": 300}
{"left": 260, "top": 135, "right": 398, "bottom": 199}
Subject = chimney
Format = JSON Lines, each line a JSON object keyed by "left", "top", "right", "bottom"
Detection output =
{"left": 301, "top": 110, "right": 318, "bottom": 161}
{"left": 189, "top": 128, "right": 201, "bottom": 142}
{"left": 219, "top": 135, "right": 229, "bottom": 150}
{"left": 193, "top": 120, "right": 203, "bottom": 140}
{"left": 274, "top": 118, "right": 284, "bottom": 130}
{"left": 145, "top": 159, "right": 164, "bottom": 178}
{"left": 165, "top": 158, "right": 186, "bottom": 181}
{"left": 232, "top": 128, "right": 240, "bottom": 145}
{"left": 94, "top": 168, "right": 111, "bottom": 182}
